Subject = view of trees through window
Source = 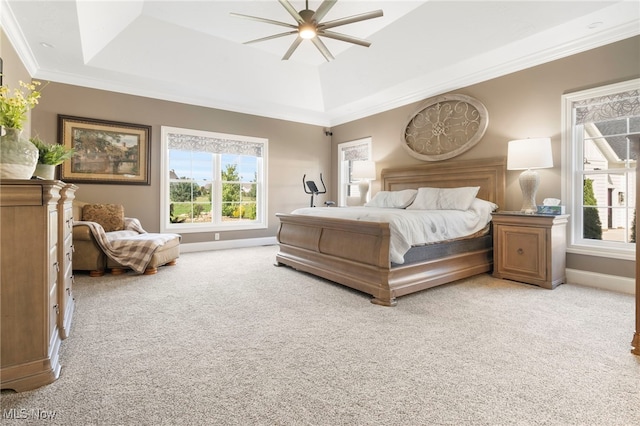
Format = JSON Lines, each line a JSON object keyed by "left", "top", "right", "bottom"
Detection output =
{"left": 563, "top": 81, "right": 639, "bottom": 256}
{"left": 169, "top": 155, "right": 258, "bottom": 224}
{"left": 580, "top": 117, "right": 638, "bottom": 244}
{"left": 161, "top": 126, "right": 266, "bottom": 233}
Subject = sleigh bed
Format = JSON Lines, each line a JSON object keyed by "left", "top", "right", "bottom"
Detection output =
{"left": 275, "top": 157, "right": 506, "bottom": 306}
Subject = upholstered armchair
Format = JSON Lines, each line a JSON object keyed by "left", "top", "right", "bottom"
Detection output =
{"left": 72, "top": 201, "right": 108, "bottom": 276}
{"left": 72, "top": 202, "right": 180, "bottom": 276}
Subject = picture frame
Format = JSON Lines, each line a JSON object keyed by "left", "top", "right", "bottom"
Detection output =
{"left": 59, "top": 115, "right": 151, "bottom": 185}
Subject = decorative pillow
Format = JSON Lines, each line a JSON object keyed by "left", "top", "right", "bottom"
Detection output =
{"left": 82, "top": 204, "right": 125, "bottom": 232}
{"left": 407, "top": 186, "right": 480, "bottom": 211}
{"left": 365, "top": 189, "right": 418, "bottom": 208}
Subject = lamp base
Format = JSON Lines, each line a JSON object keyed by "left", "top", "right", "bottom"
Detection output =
{"left": 358, "top": 180, "right": 370, "bottom": 206}
{"left": 519, "top": 169, "right": 540, "bottom": 214}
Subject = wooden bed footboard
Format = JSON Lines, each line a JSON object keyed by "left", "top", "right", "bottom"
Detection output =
{"left": 275, "top": 157, "right": 505, "bottom": 306}
{"left": 275, "top": 213, "right": 493, "bottom": 306}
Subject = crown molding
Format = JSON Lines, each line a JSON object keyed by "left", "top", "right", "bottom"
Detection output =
{"left": 0, "top": 0, "right": 39, "bottom": 76}
{"left": 327, "top": 19, "right": 640, "bottom": 126}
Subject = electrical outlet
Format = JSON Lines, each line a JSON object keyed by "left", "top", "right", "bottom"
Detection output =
{"left": 214, "top": 233, "right": 220, "bottom": 241}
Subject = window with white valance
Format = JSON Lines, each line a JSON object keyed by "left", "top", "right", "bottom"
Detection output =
{"left": 562, "top": 79, "right": 639, "bottom": 260}
{"left": 161, "top": 126, "right": 268, "bottom": 234}
{"left": 337, "top": 138, "right": 372, "bottom": 206}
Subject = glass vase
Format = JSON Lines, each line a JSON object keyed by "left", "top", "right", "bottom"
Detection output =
{"left": 0, "top": 128, "right": 39, "bottom": 179}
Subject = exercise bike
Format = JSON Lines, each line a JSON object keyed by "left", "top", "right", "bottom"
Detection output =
{"left": 302, "top": 173, "right": 333, "bottom": 207}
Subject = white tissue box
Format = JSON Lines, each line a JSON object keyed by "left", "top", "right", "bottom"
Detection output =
{"left": 537, "top": 205, "right": 565, "bottom": 215}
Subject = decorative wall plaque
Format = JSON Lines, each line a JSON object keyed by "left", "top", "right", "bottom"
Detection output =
{"left": 402, "top": 94, "right": 489, "bottom": 161}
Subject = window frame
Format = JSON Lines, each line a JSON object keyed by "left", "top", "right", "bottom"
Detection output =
{"left": 160, "top": 126, "right": 268, "bottom": 234}
{"left": 561, "top": 78, "right": 639, "bottom": 260}
{"left": 337, "top": 137, "right": 372, "bottom": 206}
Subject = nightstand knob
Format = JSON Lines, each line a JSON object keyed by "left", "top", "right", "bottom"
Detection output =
{"left": 517, "top": 248, "right": 524, "bottom": 255}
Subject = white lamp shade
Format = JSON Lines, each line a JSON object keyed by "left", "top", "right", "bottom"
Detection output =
{"left": 507, "top": 138, "right": 553, "bottom": 170}
{"left": 352, "top": 160, "right": 376, "bottom": 180}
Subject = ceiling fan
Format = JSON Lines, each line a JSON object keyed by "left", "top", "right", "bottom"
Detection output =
{"left": 230, "top": 0, "right": 383, "bottom": 62}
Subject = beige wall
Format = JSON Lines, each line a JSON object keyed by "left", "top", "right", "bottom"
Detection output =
{"left": 331, "top": 36, "right": 640, "bottom": 279}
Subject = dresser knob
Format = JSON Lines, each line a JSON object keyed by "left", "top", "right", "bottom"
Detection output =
{"left": 517, "top": 248, "right": 524, "bottom": 255}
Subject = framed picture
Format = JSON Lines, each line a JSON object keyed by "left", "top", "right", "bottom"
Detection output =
{"left": 59, "top": 115, "right": 151, "bottom": 185}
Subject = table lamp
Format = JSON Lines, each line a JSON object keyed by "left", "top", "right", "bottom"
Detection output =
{"left": 507, "top": 138, "right": 553, "bottom": 214}
{"left": 352, "top": 160, "right": 376, "bottom": 205}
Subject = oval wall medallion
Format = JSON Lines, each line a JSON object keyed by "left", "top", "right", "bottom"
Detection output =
{"left": 402, "top": 94, "right": 489, "bottom": 161}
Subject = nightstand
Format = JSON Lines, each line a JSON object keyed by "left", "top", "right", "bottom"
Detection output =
{"left": 491, "top": 212, "right": 569, "bottom": 289}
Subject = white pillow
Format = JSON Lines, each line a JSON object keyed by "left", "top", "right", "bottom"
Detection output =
{"left": 406, "top": 186, "right": 480, "bottom": 211}
{"left": 365, "top": 189, "right": 418, "bottom": 208}
{"left": 470, "top": 197, "right": 499, "bottom": 216}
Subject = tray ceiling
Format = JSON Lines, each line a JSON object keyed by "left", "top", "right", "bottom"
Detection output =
{"left": 1, "top": 1, "right": 638, "bottom": 126}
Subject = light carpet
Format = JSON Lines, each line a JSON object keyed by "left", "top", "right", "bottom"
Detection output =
{"left": 1, "top": 245, "right": 639, "bottom": 425}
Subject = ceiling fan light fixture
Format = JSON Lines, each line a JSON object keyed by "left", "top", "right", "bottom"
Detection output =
{"left": 231, "top": 0, "right": 383, "bottom": 61}
{"left": 299, "top": 23, "right": 316, "bottom": 39}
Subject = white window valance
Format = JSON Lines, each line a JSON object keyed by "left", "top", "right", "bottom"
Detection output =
{"left": 341, "top": 142, "right": 369, "bottom": 161}
{"left": 167, "top": 133, "right": 264, "bottom": 157}
{"left": 574, "top": 89, "right": 640, "bottom": 125}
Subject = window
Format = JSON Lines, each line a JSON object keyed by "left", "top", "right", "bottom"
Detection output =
{"left": 562, "top": 79, "right": 640, "bottom": 260}
{"left": 160, "top": 126, "right": 267, "bottom": 233}
{"left": 337, "top": 138, "right": 372, "bottom": 206}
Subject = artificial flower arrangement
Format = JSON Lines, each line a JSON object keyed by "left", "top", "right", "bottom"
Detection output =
{"left": 0, "top": 79, "right": 42, "bottom": 130}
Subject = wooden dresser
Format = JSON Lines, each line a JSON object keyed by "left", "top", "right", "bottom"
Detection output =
{"left": 58, "top": 183, "right": 78, "bottom": 339}
{"left": 492, "top": 212, "right": 569, "bottom": 289}
{"left": 1, "top": 180, "right": 76, "bottom": 392}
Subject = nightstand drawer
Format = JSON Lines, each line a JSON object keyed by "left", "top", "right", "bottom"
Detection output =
{"left": 496, "top": 225, "right": 546, "bottom": 281}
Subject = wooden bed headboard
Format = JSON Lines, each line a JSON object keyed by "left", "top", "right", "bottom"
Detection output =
{"left": 381, "top": 157, "right": 506, "bottom": 209}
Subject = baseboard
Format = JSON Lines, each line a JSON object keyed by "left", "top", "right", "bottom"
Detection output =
{"left": 566, "top": 268, "right": 635, "bottom": 295}
{"left": 180, "top": 237, "right": 278, "bottom": 253}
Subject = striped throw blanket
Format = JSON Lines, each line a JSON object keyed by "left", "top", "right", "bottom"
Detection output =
{"left": 76, "top": 218, "right": 180, "bottom": 274}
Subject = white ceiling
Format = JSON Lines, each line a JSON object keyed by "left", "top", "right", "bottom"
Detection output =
{"left": 1, "top": 1, "right": 638, "bottom": 126}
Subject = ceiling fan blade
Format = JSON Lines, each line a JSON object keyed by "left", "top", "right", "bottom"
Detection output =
{"left": 230, "top": 12, "right": 297, "bottom": 30}
{"left": 278, "top": 0, "right": 304, "bottom": 24}
{"left": 312, "top": 0, "right": 337, "bottom": 23}
{"left": 311, "top": 37, "right": 335, "bottom": 62}
{"left": 319, "top": 10, "right": 383, "bottom": 30}
{"left": 244, "top": 31, "right": 298, "bottom": 45}
{"left": 318, "top": 30, "right": 371, "bottom": 47}
{"left": 282, "top": 37, "right": 303, "bottom": 60}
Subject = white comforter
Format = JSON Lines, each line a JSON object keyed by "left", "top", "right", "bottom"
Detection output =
{"left": 291, "top": 198, "right": 495, "bottom": 264}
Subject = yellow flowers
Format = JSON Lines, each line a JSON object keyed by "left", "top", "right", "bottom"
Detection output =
{"left": 0, "top": 80, "right": 43, "bottom": 130}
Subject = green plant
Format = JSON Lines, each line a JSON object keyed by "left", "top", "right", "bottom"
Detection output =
{"left": 170, "top": 181, "right": 202, "bottom": 202}
{"left": 169, "top": 203, "right": 186, "bottom": 223}
{"left": 30, "top": 136, "right": 76, "bottom": 165}
{"left": 583, "top": 178, "right": 602, "bottom": 240}
{"left": 232, "top": 203, "right": 257, "bottom": 220}
{"left": 0, "top": 79, "right": 43, "bottom": 130}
